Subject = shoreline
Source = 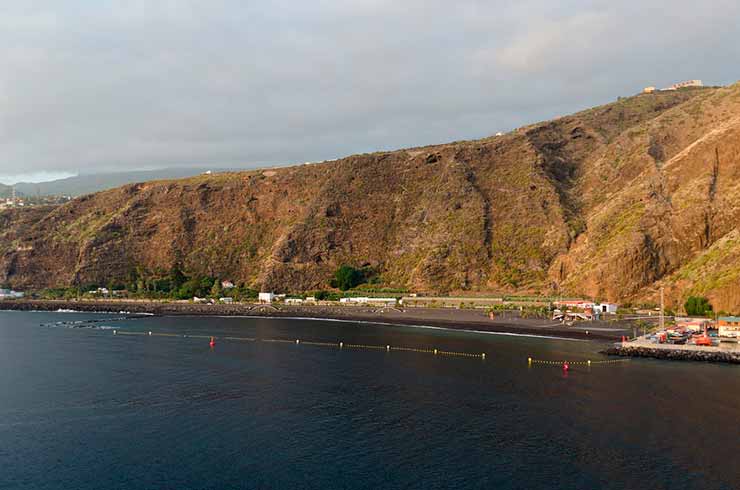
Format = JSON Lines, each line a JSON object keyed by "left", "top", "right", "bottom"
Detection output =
{"left": 0, "top": 299, "right": 631, "bottom": 341}
{"left": 202, "top": 315, "right": 589, "bottom": 342}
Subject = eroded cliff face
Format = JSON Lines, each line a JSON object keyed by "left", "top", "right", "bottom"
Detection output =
{"left": 551, "top": 83, "right": 740, "bottom": 311}
{"left": 2, "top": 83, "right": 740, "bottom": 310}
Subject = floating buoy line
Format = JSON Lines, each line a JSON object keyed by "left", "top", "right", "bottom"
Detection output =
{"left": 527, "top": 357, "right": 630, "bottom": 367}
{"left": 110, "top": 330, "right": 487, "bottom": 360}
{"left": 40, "top": 316, "right": 134, "bottom": 329}
{"left": 44, "top": 320, "right": 627, "bottom": 368}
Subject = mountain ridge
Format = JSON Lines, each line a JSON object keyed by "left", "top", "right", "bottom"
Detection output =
{"left": 2, "top": 83, "right": 740, "bottom": 312}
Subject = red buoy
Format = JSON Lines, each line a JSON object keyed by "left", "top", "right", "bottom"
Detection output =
{"left": 209, "top": 336, "right": 215, "bottom": 348}
{"left": 562, "top": 361, "right": 569, "bottom": 372}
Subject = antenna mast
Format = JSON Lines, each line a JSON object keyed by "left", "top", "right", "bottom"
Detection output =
{"left": 659, "top": 287, "right": 665, "bottom": 330}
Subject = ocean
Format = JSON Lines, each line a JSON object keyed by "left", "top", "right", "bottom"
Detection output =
{"left": 1, "top": 310, "right": 739, "bottom": 490}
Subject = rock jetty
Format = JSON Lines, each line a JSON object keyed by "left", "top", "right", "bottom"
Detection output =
{"left": 604, "top": 345, "right": 740, "bottom": 364}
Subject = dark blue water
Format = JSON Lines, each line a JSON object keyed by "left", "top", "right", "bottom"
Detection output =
{"left": 1, "top": 311, "right": 739, "bottom": 490}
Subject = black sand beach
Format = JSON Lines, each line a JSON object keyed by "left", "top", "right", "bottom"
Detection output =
{"left": 0, "top": 299, "right": 632, "bottom": 340}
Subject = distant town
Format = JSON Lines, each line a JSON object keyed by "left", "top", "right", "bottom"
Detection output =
{"left": 0, "top": 187, "right": 72, "bottom": 209}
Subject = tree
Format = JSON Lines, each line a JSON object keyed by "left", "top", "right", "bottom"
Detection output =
{"left": 332, "top": 265, "right": 364, "bottom": 291}
{"left": 684, "top": 296, "right": 713, "bottom": 317}
{"left": 314, "top": 290, "right": 339, "bottom": 301}
{"left": 210, "top": 279, "right": 223, "bottom": 298}
{"left": 177, "top": 279, "right": 201, "bottom": 299}
{"left": 232, "top": 285, "right": 258, "bottom": 301}
{"left": 198, "top": 276, "right": 215, "bottom": 296}
{"left": 154, "top": 278, "right": 172, "bottom": 292}
{"left": 126, "top": 268, "right": 139, "bottom": 292}
{"left": 169, "top": 264, "right": 187, "bottom": 291}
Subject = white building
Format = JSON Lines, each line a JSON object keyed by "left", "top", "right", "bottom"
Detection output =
{"left": 0, "top": 289, "right": 24, "bottom": 299}
{"left": 258, "top": 292, "right": 275, "bottom": 304}
{"left": 219, "top": 297, "right": 234, "bottom": 304}
{"left": 285, "top": 298, "right": 304, "bottom": 305}
{"left": 594, "top": 303, "right": 618, "bottom": 314}
{"left": 553, "top": 300, "right": 595, "bottom": 310}
{"left": 670, "top": 79, "right": 703, "bottom": 90}
{"left": 718, "top": 317, "right": 740, "bottom": 338}
{"left": 658, "top": 80, "right": 703, "bottom": 92}
{"left": 221, "top": 280, "right": 235, "bottom": 290}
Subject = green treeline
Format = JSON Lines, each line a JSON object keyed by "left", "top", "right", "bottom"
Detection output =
{"left": 39, "top": 264, "right": 259, "bottom": 301}
{"left": 35, "top": 264, "right": 404, "bottom": 301}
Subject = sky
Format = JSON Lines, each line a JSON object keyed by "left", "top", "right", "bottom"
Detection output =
{"left": 1, "top": 0, "right": 739, "bottom": 184}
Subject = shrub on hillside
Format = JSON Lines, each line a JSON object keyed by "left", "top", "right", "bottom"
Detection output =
{"left": 331, "top": 265, "right": 365, "bottom": 291}
{"left": 684, "top": 296, "right": 713, "bottom": 317}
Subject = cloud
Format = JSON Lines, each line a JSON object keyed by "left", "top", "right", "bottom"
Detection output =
{"left": 493, "top": 12, "right": 612, "bottom": 74}
{"left": 0, "top": 0, "right": 738, "bottom": 183}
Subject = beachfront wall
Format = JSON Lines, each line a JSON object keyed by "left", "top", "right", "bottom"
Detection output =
{"left": 340, "top": 297, "right": 397, "bottom": 306}
{"left": 401, "top": 296, "right": 506, "bottom": 308}
{"left": 718, "top": 317, "right": 740, "bottom": 337}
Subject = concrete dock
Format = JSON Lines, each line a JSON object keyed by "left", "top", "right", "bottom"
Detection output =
{"left": 626, "top": 337, "right": 740, "bottom": 353}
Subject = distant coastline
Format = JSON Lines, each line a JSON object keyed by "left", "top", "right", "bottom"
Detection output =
{"left": 0, "top": 299, "right": 631, "bottom": 341}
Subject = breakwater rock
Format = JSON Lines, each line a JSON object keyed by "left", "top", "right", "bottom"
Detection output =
{"left": 604, "top": 345, "right": 740, "bottom": 364}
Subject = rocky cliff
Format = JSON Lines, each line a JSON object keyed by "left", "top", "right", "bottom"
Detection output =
{"left": 2, "top": 83, "right": 740, "bottom": 311}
